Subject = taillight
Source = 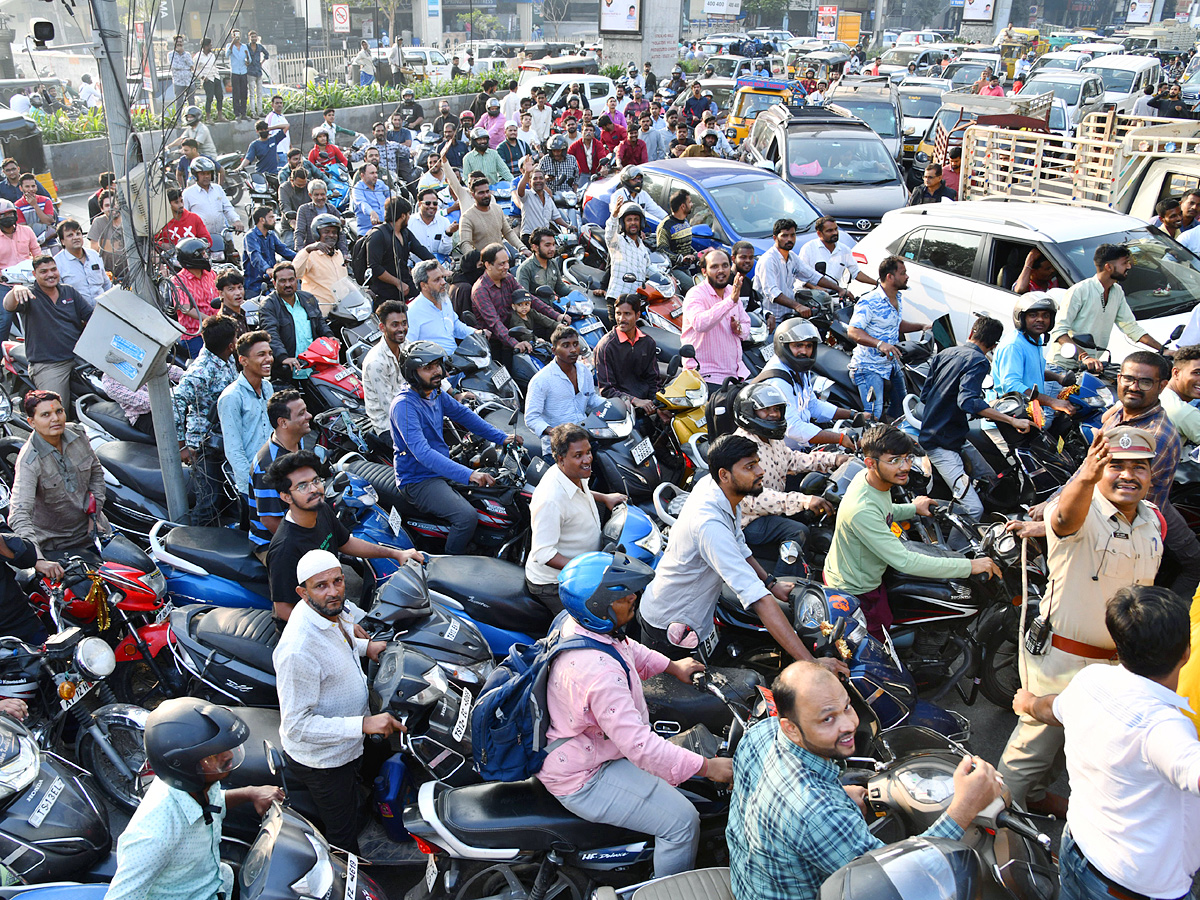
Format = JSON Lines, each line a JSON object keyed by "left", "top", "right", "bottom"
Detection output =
{"left": 413, "top": 835, "right": 442, "bottom": 855}
{"left": 853, "top": 251, "right": 868, "bottom": 265}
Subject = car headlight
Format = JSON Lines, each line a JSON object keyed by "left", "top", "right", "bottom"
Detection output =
{"left": 75, "top": 636, "right": 116, "bottom": 680}
{"left": 290, "top": 832, "right": 334, "bottom": 898}
{"left": 684, "top": 385, "right": 708, "bottom": 405}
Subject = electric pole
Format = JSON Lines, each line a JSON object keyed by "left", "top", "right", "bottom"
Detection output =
{"left": 88, "top": 0, "right": 190, "bottom": 523}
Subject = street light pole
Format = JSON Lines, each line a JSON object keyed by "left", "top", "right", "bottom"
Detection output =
{"left": 88, "top": 0, "right": 190, "bottom": 523}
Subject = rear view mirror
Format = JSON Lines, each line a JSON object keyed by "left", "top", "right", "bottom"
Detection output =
{"left": 691, "top": 224, "right": 715, "bottom": 238}
{"left": 667, "top": 622, "right": 700, "bottom": 649}
{"left": 931, "top": 315, "right": 955, "bottom": 351}
{"left": 680, "top": 344, "right": 696, "bottom": 359}
{"left": 779, "top": 541, "right": 801, "bottom": 565}
{"left": 1072, "top": 332, "right": 1097, "bottom": 349}
{"left": 1170, "top": 324, "right": 1185, "bottom": 342}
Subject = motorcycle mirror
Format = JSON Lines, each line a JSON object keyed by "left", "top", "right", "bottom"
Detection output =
{"left": 814, "top": 261, "right": 827, "bottom": 275}
{"left": 1071, "top": 332, "right": 1097, "bottom": 350}
{"left": 866, "top": 386, "right": 876, "bottom": 404}
{"left": 851, "top": 411, "right": 870, "bottom": 428}
{"left": 623, "top": 273, "right": 638, "bottom": 283}
{"left": 1170, "top": 323, "right": 1185, "bottom": 342}
{"left": 951, "top": 473, "right": 971, "bottom": 502}
{"left": 534, "top": 286, "right": 555, "bottom": 300}
{"left": 680, "top": 344, "right": 696, "bottom": 359}
{"left": 264, "top": 740, "right": 289, "bottom": 799}
{"left": 798, "top": 471, "right": 828, "bottom": 495}
{"left": 779, "top": 541, "right": 801, "bottom": 565}
{"left": 666, "top": 622, "right": 700, "bottom": 649}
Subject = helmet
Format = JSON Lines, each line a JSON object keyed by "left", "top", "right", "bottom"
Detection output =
{"left": 311, "top": 213, "right": 342, "bottom": 235}
{"left": 29, "top": 94, "right": 43, "bottom": 108}
{"left": 701, "top": 89, "right": 714, "bottom": 98}
{"left": 184, "top": 105, "right": 201, "bottom": 121}
{"left": 1013, "top": 291, "right": 1057, "bottom": 337}
{"left": 619, "top": 165, "right": 643, "bottom": 189}
{"left": 460, "top": 109, "right": 475, "bottom": 121}
{"left": 176, "top": 237, "right": 211, "bottom": 271}
{"left": 487, "top": 97, "right": 501, "bottom": 110}
{"left": 773, "top": 318, "right": 820, "bottom": 373}
{"left": 733, "top": 382, "right": 789, "bottom": 440}
{"left": 471, "top": 126, "right": 490, "bottom": 141}
{"left": 144, "top": 698, "right": 249, "bottom": 794}
{"left": 0, "top": 199, "right": 16, "bottom": 228}
{"left": 672, "top": 65, "right": 683, "bottom": 76}
{"left": 701, "top": 128, "right": 718, "bottom": 142}
{"left": 628, "top": 64, "right": 638, "bottom": 73}
{"left": 617, "top": 201, "right": 645, "bottom": 229}
{"left": 190, "top": 156, "right": 216, "bottom": 174}
{"left": 402, "top": 87, "right": 415, "bottom": 100}
{"left": 821, "top": 837, "right": 982, "bottom": 900}
{"left": 401, "top": 340, "right": 450, "bottom": 389}
{"left": 546, "top": 133, "right": 569, "bottom": 152}
{"left": 558, "top": 551, "right": 654, "bottom": 635}
{"left": 704, "top": 64, "right": 715, "bottom": 74}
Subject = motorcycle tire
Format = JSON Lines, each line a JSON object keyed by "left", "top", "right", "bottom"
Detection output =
{"left": 224, "top": 178, "right": 245, "bottom": 207}
{"left": 979, "top": 627, "right": 1022, "bottom": 709}
{"left": 77, "top": 719, "right": 149, "bottom": 812}
{"left": 453, "top": 862, "right": 589, "bottom": 900}
{"left": 112, "top": 658, "right": 175, "bottom": 710}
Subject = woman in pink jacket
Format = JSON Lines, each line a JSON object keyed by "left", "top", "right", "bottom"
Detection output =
{"left": 537, "top": 551, "right": 734, "bottom": 877}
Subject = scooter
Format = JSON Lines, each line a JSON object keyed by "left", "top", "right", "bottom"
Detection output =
{"left": 447, "top": 330, "right": 521, "bottom": 408}
{"left": 291, "top": 336, "right": 366, "bottom": 416}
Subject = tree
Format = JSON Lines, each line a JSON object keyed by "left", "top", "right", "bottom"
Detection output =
{"left": 742, "top": 0, "right": 789, "bottom": 27}
{"left": 540, "top": 0, "right": 570, "bottom": 39}
{"left": 457, "top": 11, "right": 500, "bottom": 37}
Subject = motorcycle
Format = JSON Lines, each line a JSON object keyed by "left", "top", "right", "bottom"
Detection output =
{"left": 447, "top": 330, "right": 521, "bottom": 408}
{"left": 326, "top": 280, "right": 377, "bottom": 349}
{"left": 291, "top": 336, "right": 366, "bottom": 417}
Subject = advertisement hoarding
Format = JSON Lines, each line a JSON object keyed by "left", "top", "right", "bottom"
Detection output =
{"left": 600, "top": 0, "right": 642, "bottom": 34}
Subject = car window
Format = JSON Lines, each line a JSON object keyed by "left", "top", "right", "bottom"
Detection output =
{"left": 640, "top": 171, "right": 671, "bottom": 211}
{"left": 1057, "top": 227, "right": 1200, "bottom": 318}
{"left": 430, "top": 50, "right": 449, "bottom": 65}
{"left": 912, "top": 228, "right": 980, "bottom": 279}
{"left": 785, "top": 134, "right": 898, "bottom": 184}
{"left": 670, "top": 178, "right": 721, "bottom": 237}
{"left": 749, "top": 116, "right": 773, "bottom": 149}
{"left": 588, "top": 81, "right": 610, "bottom": 100}
{"left": 830, "top": 99, "right": 899, "bottom": 138}
{"left": 1163, "top": 173, "right": 1200, "bottom": 200}
{"left": 897, "top": 229, "right": 925, "bottom": 260}
{"left": 707, "top": 176, "right": 817, "bottom": 239}
{"left": 988, "top": 239, "right": 1063, "bottom": 291}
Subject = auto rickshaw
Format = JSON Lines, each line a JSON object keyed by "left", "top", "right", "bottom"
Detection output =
{"left": 725, "top": 76, "right": 794, "bottom": 147}
{"left": 798, "top": 51, "right": 850, "bottom": 85}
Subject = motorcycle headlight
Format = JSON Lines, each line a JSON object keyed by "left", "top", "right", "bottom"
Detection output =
{"left": 1096, "top": 386, "right": 1114, "bottom": 406}
{"left": 0, "top": 722, "right": 38, "bottom": 802}
{"left": 290, "top": 832, "right": 334, "bottom": 898}
{"left": 439, "top": 659, "right": 494, "bottom": 685}
{"left": 75, "top": 636, "right": 116, "bottom": 680}
{"left": 0, "top": 391, "right": 11, "bottom": 423}
{"left": 493, "top": 186, "right": 512, "bottom": 199}
{"left": 408, "top": 665, "right": 452, "bottom": 706}
{"left": 749, "top": 321, "right": 768, "bottom": 343}
{"left": 634, "top": 522, "right": 663, "bottom": 557}
{"left": 602, "top": 505, "right": 627, "bottom": 542}
{"left": 567, "top": 298, "right": 594, "bottom": 316}
{"left": 358, "top": 483, "right": 378, "bottom": 507}
{"left": 683, "top": 384, "right": 708, "bottom": 406}
{"left": 146, "top": 568, "right": 167, "bottom": 600}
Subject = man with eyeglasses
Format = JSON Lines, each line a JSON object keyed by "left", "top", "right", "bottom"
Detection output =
{"left": 907, "top": 163, "right": 957, "bottom": 206}
{"left": 264, "top": 449, "right": 424, "bottom": 624}
{"left": 825, "top": 424, "right": 1000, "bottom": 638}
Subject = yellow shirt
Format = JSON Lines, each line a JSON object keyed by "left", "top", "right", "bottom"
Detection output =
{"left": 292, "top": 246, "right": 347, "bottom": 314}
{"left": 1180, "top": 586, "right": 1200, "bottom": 735}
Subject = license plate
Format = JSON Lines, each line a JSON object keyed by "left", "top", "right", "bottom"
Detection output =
{"left": 492, "top": 367, "right": 512, "bottom": 388}
{"left": 27, "top": 777, "right": 64, "bottom": 827}
{"left": 0, "top": 480, "right": 10, "bottom": 510}
{"left": 452, "top": 687, "right": 473, "bottom": 742}
{"left": 60, "top": 680, "right": 94, "bottom": 711}
{"left": 388, "top": 507, "right": 405, "bottom": 537}
{"left": 695, "top": 415, "right": 706, "bottom": 428}
{"left": 425, "top": 852, "right": 439, "bottom": 892}
{"left": 631, "top": 437, "right": 654, "bottom": 466}
{"left": 580, "top": 321, "right": 604, "bottom": 335}
{"left": 343, "top": 852, "right": 358, "bottom": 900}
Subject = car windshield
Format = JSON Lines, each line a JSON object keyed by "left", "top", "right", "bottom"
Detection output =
{"left": 1084, "top": 66, "right": 1136, "bottom": 93}
{"left": 710, "top": 86, "right": 736, "bottom": 110}
{"left": 1033, "top": 56, "right": 1077, "bottom": 72}
{"left": 1023, "top": 78, "right": 1082, "bottom": 104}
{"left": 899, "top": 92, "right": 942, "bottom": 118}
{"left": 706, "top": 57, "right": 744, "bottom": 78}
{"left": 1054, "top": 229, "right": 1200, "bottom": 318}
{"left": 881, "top": 48, "right": 925, "bottom": 66}
{"left": 734, "top": 91, "right": 785, "bottom": 119}
{"left": 707, "top": 177, "right": 817, "bottom": 238}
{"left": 831, "top": 99, "right": 899, "bottom": 137}
{"left": 943, "top": 63, "right": 989, "bottom": 86}
{"left": 785, "top": 135, "right": 899, "bottom": 184}
{"left": 924, "top": 107, "right": 978, "bottom": 142}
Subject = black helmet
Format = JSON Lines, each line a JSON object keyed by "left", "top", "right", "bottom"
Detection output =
{"left": 772, "top": 318, "right": 820, "bottom": 373}
{"left": 401, "top": 340, "right": 450, "bottom": 389}
{"left": 1013, "top": 291, "right": 1057, "bottom": 337}
{"left": 144, "top": 698, "right": 249, "bottom": 794}
{"left": 733, "top": 382, "right": 789, "bottom": 441}
{"left": 704, "top": 64, "right": 715, "bottom": 75}
{"left": 672, "top": 65, "right": 683, "bottom": 77}
{"left": 176, "top": 237, "right": 211, "bottom": 271}
{"left": 402, "top": 87, "right": 415, "bottom": 100}
{"left": 184, "top": 105, "right": 201, "bottom": 122}
{"left": 547, "top": 133, "right": 568, "bottom": 152}
{"left": 619, "top": 165, "right": 643, "bottom": 189}
{"left": 819, "top": 837, "right": 982, "bottom": 900}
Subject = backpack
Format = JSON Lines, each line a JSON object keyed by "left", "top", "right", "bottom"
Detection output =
{"left": 471, "top": 624, "right": 631, "bottom": 782}
{"left": 350, "top": 223, "right": 386, "bottom": 285}
{"left": 705, "top": 375, "right": 747, "bottom": 440}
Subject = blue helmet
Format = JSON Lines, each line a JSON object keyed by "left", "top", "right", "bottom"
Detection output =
{"left": 558, "top": 551, "right": 654, "bottom": 635}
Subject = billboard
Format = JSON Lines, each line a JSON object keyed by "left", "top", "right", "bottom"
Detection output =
{"left": 600, "top": 0, "right": 642, "bottom": 33}
{"left": 816, "top": 5, "right": 837, "bottom": 40}
{"left": 704, "top": 0, "right": 743, "bottom": 14}
{"left": 1125, "top": 0, "right": 1152, "bottom": 22}
{"left": 962, "top": 0, "right": 995, "bottom": 21}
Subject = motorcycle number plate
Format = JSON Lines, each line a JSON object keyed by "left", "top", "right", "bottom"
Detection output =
{"left": 695, "top": 415, "right": 706, "bottom": 428}
{"left": 27, "top": 777, "right": 64, "bottom": 827}
{"left": 632, "top": 437, "right": 654, "bottom": 466}
{"left": 0, "top": 479, "right": 10, "bottom": 509}
{"left": 344, "top": 852, "right": 358, "bottom": 900}
{"left": 452, "top": 688, "right": 473, "bottom": 742}
{"left": 492, "top": 367, "right": 512, "bottom": 388}
{"left": 388, "top": 507, "right": 405, "bottom": 537}
{"left": 425, "top": 852, "right": 439, "bottom": 892}
{"left": 580, "top": 321, "right": 604, "bottom": 335}
{"left": 60, "top": 680, "right": 94, "bottom": 711}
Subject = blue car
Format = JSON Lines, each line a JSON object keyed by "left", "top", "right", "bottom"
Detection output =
{"left": 582, "top": 158, "right": 822, "bottom": 255}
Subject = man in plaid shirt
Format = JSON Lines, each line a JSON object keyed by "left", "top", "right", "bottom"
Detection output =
{"left": 605, "top": 202, "right": 652, "bottom": 323}
{"left": 539, "top": 136, "right": 580, "bottom": 192}
{"left": 172, "top": 316, "right": 237, "bottom": 525}
{"left": 728, "top": 661, "right": 1004, "bottom": 900}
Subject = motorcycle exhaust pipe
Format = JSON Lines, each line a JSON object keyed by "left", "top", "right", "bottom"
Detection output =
{"left": 925, "top": 633, "right": 975, "bottom": 706}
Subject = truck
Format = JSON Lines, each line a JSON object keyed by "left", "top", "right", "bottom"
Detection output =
{"left": 1112, "top": 23, "right": 1197, "bottom": 52}
{"left": 958, "top": 110, "right": 1200, "bottom": 220}
{"left": 912, "top": 86, "right": 1055, "bottom": 171}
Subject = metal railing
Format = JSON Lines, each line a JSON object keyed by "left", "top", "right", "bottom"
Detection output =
{"left": 275, "top": 50, "right": 353, "bottom": 85}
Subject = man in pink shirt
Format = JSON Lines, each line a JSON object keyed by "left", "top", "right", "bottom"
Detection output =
{"left": 0, "top": 198, "right": 41, "bottom": 341}
{"left": 539, "top": 551, "right": 733, "bottom": 877}
{"left": 980, "top": 73, "right": 1006, "bottom": 97}
{"left": 682, "top": 248, "right": 750, "bottom": 387}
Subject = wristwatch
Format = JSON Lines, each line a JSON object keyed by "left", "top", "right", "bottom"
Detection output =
{"left": 764, "top": 575, "right": 777, "bottom": 589}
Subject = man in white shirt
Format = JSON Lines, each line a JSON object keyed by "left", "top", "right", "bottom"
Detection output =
{"left": 273, "top": 549, "right": 402, "bottom": 855}
{"left": 500, "top": 79, "right": 521, "bottom": 122}
{"left": 182, "top": 162, "right": 244, "bottom": 250}
{"left": 525, "top": 326, "right": 605, "bottom": 457}
{"left": 1160, "top": 345, "right": 1200, "bottom": 445}
{"left": 798, "top": 218, "right": 878, "bottom": 290}
{"left": 530, "top": 90, "right": 554, "bottom": 144}
{"left": 406, "top": 259, "right": 472, "bottom": 355}
{"left": 360, "top": 298, "right": 409, "bottom": 435}
{"left": 408, "top": 187, "right": 457, "bottom": 259}
{"left": 79, "top": 75, "right": 102, "bottom": 108}
{"left": 1013, "top": 584, "right": 1200, "bottom": 900}
{"left": 516, "top": 110, "right": 542, "bottom": 153}
{"left": 754, "top": 217, "right": 844, "bottom": 328}
{"left": 265, "top": 94, "right": 291, "bottom": 157}
{"left": 524, "top": 423, "right": 624, "bottom": 610}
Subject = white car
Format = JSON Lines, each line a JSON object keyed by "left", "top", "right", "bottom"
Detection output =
{"left": 1081, "top": 54, "right": 1163, "bottom": 114}
{"left": 516, "top": 73, "right": 614, "bottom": 115}
{"left": 1018, "top": 71, "right": 1107, "bottom": 130}
{"left": 397, "top": 48, "right": 453, "bottom": 82}
{"left": 848, "top": 200, "right": 1197, "bottom": 364}
{"left": 1028, "top": 51, "right": 1095, "bottom": 76}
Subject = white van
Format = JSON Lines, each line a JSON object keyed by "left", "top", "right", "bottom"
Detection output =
{"left": 1081, "top": 53, "right": 1162, "bottom": 114}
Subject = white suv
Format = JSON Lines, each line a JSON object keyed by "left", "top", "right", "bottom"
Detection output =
{"left": 847, "top": 199, "right": 1200, "bottom": 363}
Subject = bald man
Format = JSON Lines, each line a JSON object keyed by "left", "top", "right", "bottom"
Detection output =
{"left": 726, "top": 662, "right": 1004, "bottom": 900}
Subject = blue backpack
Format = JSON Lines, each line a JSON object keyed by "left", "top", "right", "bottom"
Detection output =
{"left": 471, "top": 622, "right": 631, "bottom": 781}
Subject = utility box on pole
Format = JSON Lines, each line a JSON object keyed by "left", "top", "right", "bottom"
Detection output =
{"left": 75, "top": 289, "right": 181, "bottom": 392}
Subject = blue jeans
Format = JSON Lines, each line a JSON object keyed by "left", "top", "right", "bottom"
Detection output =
{"left": 1059, "top": 827, "right": 1196, "bottom": 900}
{"left": 852, "top": 363, "right": 906, "bottom": 419}
{"left": 0, "top": 284, "right": 13, "bottom": 342}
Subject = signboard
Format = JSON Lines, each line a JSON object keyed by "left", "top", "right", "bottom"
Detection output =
{"left": 816, "top": 5, "right": 837, "bottom": 40}
{"left": 134, "top": 21, "right": 145, "bottom": 40}
{"left": 704, "top": 0, "right": 743, "bottom": 13}
{"left": 962, "top": 0, "right": 995, "bottom": 22}
{"left": 600, "top": 0, "right": 642, "bottom": 33}
{"left": 1125, "top": 0, "right": 1152, "bottom": 22}
{"left": 646, "top": 13, "right": 679, "bottom": 76}
{"left": 429, "top": 0, "right": 439, "bottom": 16}
{"left": 332, "top": 3, "right": 350, "bottom": 32}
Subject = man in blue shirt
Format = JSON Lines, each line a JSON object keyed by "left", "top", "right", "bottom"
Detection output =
{"left": 919, "top": 316, "right": 1030, "bottom": 523}
{"left": 239, "top": 121, "right": 286, "bottom": 176}
{"left": 524, "top": 325, "right": 604, "bottom": 457}
{"left": 406, "top": 259, "right": 472, "bottom": 354}
{"left": 228, "top": 31, "right": 249, "bottom": 120}
{"left": 727, "top": 661, "right": 1003, "bottom": 900}
{"left": 350, "top": 163, "right": 390, "bottom": 232}
{"left": 390, "top": 341, "right": 524, "bottom": 553}
{"left": 992, "top": 292, "right": 1074, "bottom": 422}
{"left": 244, "top": 206, "right": 296, "bottom": 298}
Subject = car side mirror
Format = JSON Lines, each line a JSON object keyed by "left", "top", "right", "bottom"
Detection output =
{"left": 779, "top": 541, "right": 801, "bottom": 565}
{"left": 691, "top": 224, "right": 714, "bottom": 238}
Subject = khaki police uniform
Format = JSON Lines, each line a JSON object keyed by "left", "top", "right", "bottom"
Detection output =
{"left": 998, "top": 427, "right": 1165, "bottom": 806}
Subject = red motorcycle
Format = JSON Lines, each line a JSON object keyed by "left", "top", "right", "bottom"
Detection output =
{"left": 292, "top": 336, "right": 365, "bottom": 415}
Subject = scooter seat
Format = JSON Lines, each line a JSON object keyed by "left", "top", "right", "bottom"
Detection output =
{"left": 814, "top": 343, "right": 853, "bottom": 388}
{"left": 437, "top": 778, "right": 643, "bottom": 851}
{"left": 340, "top": 459, "right": 410, "bottom": 514}
{"left": 96, "top": 441, "right": 175, "bottom": 504}
{"left": 90, "top": 401, "right": 154, "bottom": 443}
{"left": 162, "top": 527, "right": 269, "bottom": 591}
{"left": 193, "top": 606, "right": 278, "bottom": 673}
{"left": 7, "top": 341, "right": 25, "bottom": 369}
{"left": 569, "top": 262, "right": 607, "bottom": 291}
{"left": 632, "top": 869, "right": 733, "bottom": 900}
{"left": 425, "top": 556, "right": 554, "bottom": 636}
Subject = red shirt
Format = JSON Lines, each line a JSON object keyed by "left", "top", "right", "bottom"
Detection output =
{"left": 617, "top": 139, "right": 647, "bottom": 167}
{"left": 556, "top": 109, "right": 584, "bottom": 127}
{"left": 173, "top": 268, "right": 218, "bottom": 336}
{"left": 569, "top": 137, "right": 605, "bottom": 175}
{"left": 156, "top": 211, "right": 212, "bottom": 246}
{"left": 599, "top": 124, "right": 627, "bottom": 154}
{"left": 15, "top": 195, "right": 53, "bottom": 227}
{"left": 308, "top": 143, "right": 348, "bottom": 169}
